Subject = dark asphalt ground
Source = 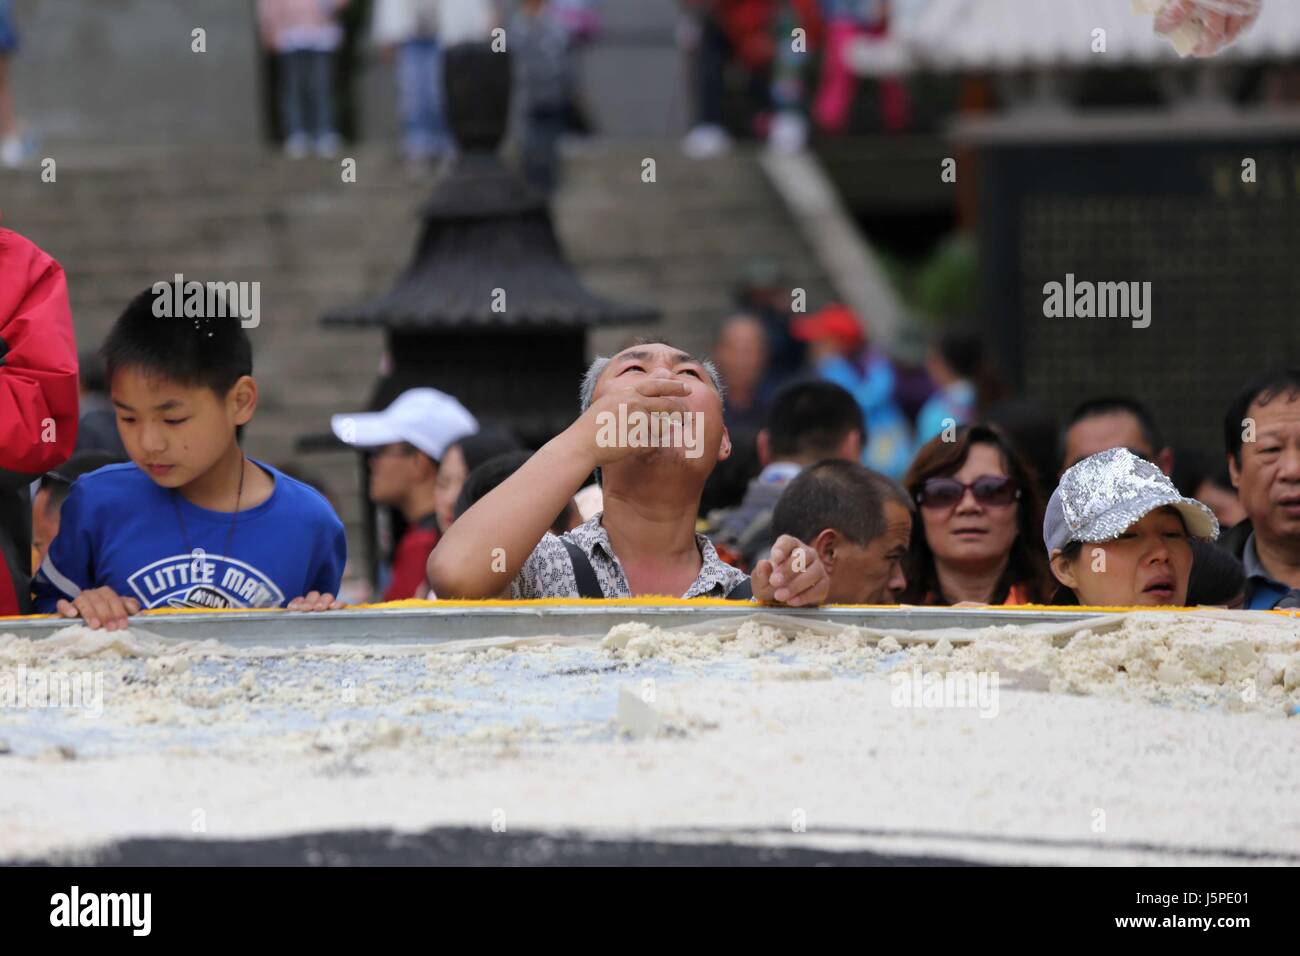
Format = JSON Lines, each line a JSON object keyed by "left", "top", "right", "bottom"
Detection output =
{"left": 10, "top": 827, "right": 985, "bottom": 866}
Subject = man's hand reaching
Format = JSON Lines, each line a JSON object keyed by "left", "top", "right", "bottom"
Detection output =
{"left": 751, "top": 535, "right": 830, "bottom": 608}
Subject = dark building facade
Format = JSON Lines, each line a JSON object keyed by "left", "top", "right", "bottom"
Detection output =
{"left": 968, "top": 115, "right": 1300, "bottom": 453}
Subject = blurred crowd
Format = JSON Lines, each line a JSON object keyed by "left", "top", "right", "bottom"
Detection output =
{"left": 254, "top": 0, "right": 916, "bottom": 172}
{"left": 679, "top": 0, "right": 922, "bottom": 157}
{"left": 308, "top": 281, "right": 1288, "bottom": 613}
{"left": 692, "top": 293, "right": 1281, "bottom": 610}
{"left": 1, "top": 0, "right": 1292, "bottom": 623}
{"left": 1, "top": 0, "right": 597, "bottom": 179}
{"left": 2, "top": 0, "right": 1267, "bottom": 175}
{"left": 257, "top": 0, "right": 593, "bottom": 189}
{"left": 4, "top": 223, "right": 1298, "bottom": 623}
{"left": 0, "top": 0, "right": 32, "bottom": 167}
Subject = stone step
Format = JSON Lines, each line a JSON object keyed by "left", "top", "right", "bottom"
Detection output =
{"left": 1, "top": 152, "right": 766, "bottom": 196}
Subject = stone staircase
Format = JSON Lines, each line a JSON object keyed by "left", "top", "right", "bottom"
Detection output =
{"left": 0, "top": 142, "right": 834, "bottom": 574}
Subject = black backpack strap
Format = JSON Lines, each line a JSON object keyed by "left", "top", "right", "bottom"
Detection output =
{"left": 562, "top": 537, "right": 749, "bottom": 601}
{"left": 726, "top": 577, "right": 753, "bottom": 601}
{"left": 562, "top": 539, "right": 605, "bottom": 599}
{"left": 734, "top": 508, "right": 774, "bottom": 567}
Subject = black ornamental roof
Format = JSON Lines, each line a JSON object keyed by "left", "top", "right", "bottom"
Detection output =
{"left": 323, "top": 43, "right": 656, "bottom": 332}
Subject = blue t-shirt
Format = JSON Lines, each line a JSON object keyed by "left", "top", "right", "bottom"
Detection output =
{"left": 33, "top": 461, "right": 346, "bottom": 612}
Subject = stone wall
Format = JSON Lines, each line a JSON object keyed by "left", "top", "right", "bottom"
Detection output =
{"left": 10, "top": 0, "right": 262, "bottom": 145}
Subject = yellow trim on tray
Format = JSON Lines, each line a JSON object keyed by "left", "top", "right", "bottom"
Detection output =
{"left": 328, "top": 598, "right": 1300, "bottom": 617}
{"left": 3, "top": 597, "right": 1295, "bottom": 621}
{"left": 352, "top": 597, "right": 751, "bottom": 609}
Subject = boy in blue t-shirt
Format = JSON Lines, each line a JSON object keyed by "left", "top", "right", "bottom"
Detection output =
{"left": 32, "top": 284, "right": 347, "bottom": 629}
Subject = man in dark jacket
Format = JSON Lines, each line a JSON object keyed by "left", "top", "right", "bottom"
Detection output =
{"left": 0, "top": 228, "right": 79, "bottom": 614}
{"left": 706, "top": 379, "right": 863, "bottom": 571}
{"left": 1218, "top": 369, "right": 1300, "bottom": 609}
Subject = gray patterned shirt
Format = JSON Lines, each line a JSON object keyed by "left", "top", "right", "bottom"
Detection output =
{"left": 511, "top": 513, "right": 750, "bottom": 599}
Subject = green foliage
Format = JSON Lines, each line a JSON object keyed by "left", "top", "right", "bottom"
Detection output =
{"left": 911, "top": 232, "right": 978, "bottom": 325}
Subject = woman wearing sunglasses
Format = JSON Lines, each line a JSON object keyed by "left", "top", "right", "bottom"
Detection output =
{"left": 1044, "top": 447, "right": 1219, "bottom": 607}
{"left": 901, "top": 424, "right": 1053, "bottom": 605}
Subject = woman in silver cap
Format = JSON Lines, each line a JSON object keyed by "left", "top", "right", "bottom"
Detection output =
{"left": 1045, "top": 447, "right": 1220, "bottom": 606}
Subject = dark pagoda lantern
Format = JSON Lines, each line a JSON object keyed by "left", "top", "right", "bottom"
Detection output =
{"left": 323, "top": 42, "right": 656, "bottom": 446}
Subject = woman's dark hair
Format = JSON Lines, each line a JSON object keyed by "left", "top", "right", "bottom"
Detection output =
{"left": 455, "top": 450, "right": 532, "bottom": 519}
{"left": 450, "top": 427, "right": 523, "bottom": 474}
{"left": 900, "top": 423, "right": 1053, "bottom": 605}
{"left": 983, "top": 398, "right": 1060, "bottom": 503}
{"left": 934, "top": 329, "right": 1005, "bottom": 414}
{"left": 1170, "top": 447, "right": 1238, "bottom": 500}
{"left": 699, "top": 428, "right": 760, "bottom": 516}
{"left": 455, "top": 450, "right": 574, "bottom": 534}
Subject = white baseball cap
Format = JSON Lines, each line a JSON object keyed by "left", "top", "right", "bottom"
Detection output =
{"left": 331, "top": 388, "right": 478, "bottom": 461}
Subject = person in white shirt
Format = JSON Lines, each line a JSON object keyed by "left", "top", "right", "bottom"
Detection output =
{"left": 258, "top": 0, "right": 351, "bottom": 159}
{"left": 372, "top": 0, "right": 498, "bottom": 163}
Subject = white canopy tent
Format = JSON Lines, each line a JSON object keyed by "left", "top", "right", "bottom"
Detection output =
{"left": 849, "top": 0, "right": 1300, "bottom": 76}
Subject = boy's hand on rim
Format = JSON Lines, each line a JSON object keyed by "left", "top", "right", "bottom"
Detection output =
{"left": 751, "top": 535, "right": 830, "bottom": 607}
{"left": 57, "top": 588, "right": 140, "bottom": 631}
{"left": 287, "top": 591, "right": 346, "bottom": 612}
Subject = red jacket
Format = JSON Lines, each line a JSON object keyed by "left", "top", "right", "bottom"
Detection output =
{"left": 716, "top": 0, "right": 777, "bottom": 70}
{"left": 0, "top": 229, "right": 79, "bottom": 615}
{"left": 704, "top": 0, "right": 825, "bottom": 70}
{"left": 383, "top": 515, "right": 440, "bottom": 601}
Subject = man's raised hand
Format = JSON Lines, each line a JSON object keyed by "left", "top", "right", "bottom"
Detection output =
{"left": 575, "top": 375, "right": 694, "bottom": 468}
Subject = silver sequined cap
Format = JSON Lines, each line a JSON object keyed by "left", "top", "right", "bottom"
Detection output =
{"left": 1043, "top": 447, "right": 1219, "bottom": 553}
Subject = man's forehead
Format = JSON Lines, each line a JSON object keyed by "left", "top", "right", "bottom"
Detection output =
{"left": 612, "top": 345, "right": 700, "bottom": 366}
{"left": 1144, "top": 506, "right": 1184, "bottom": 525}
{"left": 1070, "top": 414, "right": 1151, "bottom": 456}
{"left": 885, "top": 501, "right": 913, "bottom": 531}
{"left": 885, "top": 499, "right": 912, "bottom": 521}
{"left": 1248, "top": 393, "right": 1300, "bottom": 426}
{"left": 1074, "top": 411, "right": 1144, "bottom": 439}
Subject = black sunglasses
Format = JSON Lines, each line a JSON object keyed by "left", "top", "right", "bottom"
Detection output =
{"left": 917, "top": 475, "right": 1021, "bottom": 510}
